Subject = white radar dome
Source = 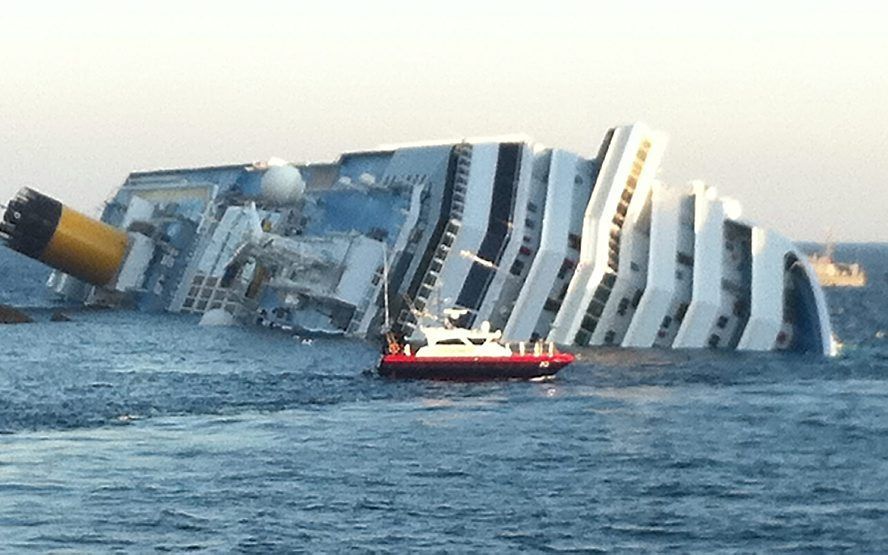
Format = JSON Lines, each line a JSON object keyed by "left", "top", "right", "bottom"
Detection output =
{"left": 260, "top": 164, "right": 305, "bottom": 204}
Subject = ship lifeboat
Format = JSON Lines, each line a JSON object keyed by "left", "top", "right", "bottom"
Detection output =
{"left": 378, "top": 321, "right": 574, "bottom": 381}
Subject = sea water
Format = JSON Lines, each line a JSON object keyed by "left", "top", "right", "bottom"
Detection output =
{"left": 1, "top": 245, "right": 887, "bottom": 552}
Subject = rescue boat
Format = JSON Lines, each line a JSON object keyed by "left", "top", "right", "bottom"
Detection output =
{"left": 378, "top": 320, "right": 574, "bottom": 381}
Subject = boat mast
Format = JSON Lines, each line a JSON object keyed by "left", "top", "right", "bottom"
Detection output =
{"left": 382, "top": 242, "right": 391, "bottom": 332}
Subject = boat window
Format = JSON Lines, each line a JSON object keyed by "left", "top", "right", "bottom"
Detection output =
{"left": 469, "top": 338, "right": 487, "bottom": 346}
{"left": 437, "top": 339, "right": 465, "bottom": 345}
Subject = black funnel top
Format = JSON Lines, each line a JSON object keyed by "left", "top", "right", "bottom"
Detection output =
{"left": 1, "top": 187, "right": 63, "bottom": 258}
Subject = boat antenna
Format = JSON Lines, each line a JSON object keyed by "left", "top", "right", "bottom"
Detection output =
{"left": 382, "top": 242, "right": 391, "bottom": 332}
{"left": 824, "top": 227, "right": 835, "bottom": 260}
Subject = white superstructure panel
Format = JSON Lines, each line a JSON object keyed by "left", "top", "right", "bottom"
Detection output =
{"left": 623, "top": 183, "right": 681, "bottom": 347}
{"left": 336, "top": 236, "right": 385, "bottom": 306}
{"left": 433, "top": 143, "right": 498, "bottom": 313}
{"left": 475, "top": 146, "right": 534, "bottom": 323}
{"left": 113, "top": 233, "right": 154, "bottom": 292}
{"left": 550, "top": 124, "right": 664, "bottom": 345}
{"left": 504, "top": 150, "right": 578, "bottom": 340}
{"left": 737, "top": 227, "right": 787, "bottom": 351}
{"left": 673, "top": 183, "right": 725, "bottom": 349}
{"left": 589, "top": 134, "right": 666, "bottom": 346}
{"left": 549, "top": 126, "right": 635, "bottom": 344}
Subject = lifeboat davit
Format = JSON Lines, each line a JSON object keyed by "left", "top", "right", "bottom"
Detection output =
{"left": 378, "top": 321, "right": 574, "bottom": 381}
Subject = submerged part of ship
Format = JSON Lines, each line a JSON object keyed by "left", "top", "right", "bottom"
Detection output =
{"left": 0, "top": 124, "right": 834, "bottom": 355}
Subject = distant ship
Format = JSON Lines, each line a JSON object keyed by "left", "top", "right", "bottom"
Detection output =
{"left": 809, "top": 244, "right": 867, "bottom": 287}
{"left": 0, "top": 123, "right": 835, "bottom": 356}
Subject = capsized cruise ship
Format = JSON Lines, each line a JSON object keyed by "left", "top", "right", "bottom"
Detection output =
{"left": 0, "top": 123, "right": 834, "bottom": 355}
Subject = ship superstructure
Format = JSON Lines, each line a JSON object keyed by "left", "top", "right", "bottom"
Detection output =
{"left": 0, "top": 123, "right": 834, "bottom": 355}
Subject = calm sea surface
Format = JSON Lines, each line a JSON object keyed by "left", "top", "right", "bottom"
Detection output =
{"left": 1, "top": 245, "right": 887, "bottom": 552}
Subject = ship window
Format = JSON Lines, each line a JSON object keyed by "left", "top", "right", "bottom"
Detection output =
{"left": 708, "top": 334, "right": 721, "bottom": 348}
{"left": 676, "top": 303, "right": 689, "bottom": 322}
{"left": 523, "top": 235, "right": 532, "bottom": 244}
{"left": 527, "top": 202, "right": 538, "bottom": 213}
{"left": 575, "top": 330, "right": 591, "bottom": 345}
{"left": 630, "top": 261, "right": 640, "bottom": 272}
{"left": 430, "top": 260, "right": 443, "bottom": 273}
{"left": 588, "top": 301, "right": 604, "bottom": 317}
{"left": 469, "top": 338, "right": 487, "bottom": 346}
{"left": 661, "top": 315, "right": 672, "bottom": 329}
{"left": 631, "top": 289, "right": 643, "bottom": 308}
{"left": 716, "top": 315, "right": 728, "bottom": 329}
{"left": 677, "top": 252, "right": 694, "bottom": 267}
{"left": 437, "top": 339, "right": 465, "bottom": 345}
{"left": 206, "top": 277, "right": 218, "bottom": 287}
{"left": 617, "top": 297, "right": 630, "bottom": 316}
{"left": 568, "top": 233, "right": 581, "bottom": 251}
{"left": 525, "top": 218, "right": 536, "bottom": 229}
{"left": 675, "top": 270, "right": 684, "bottom": 281}
{"left": 557, "top": 259, "right": 574, "bottom": 280}
{"left": 593, "top": 286, "right": 609, "bottom": 303}
{"left": 604, "top": 330, "right": 616, "bottom": 344}
{"left": 558, "top": 283, "right": 569, "bottom": 300}
{"left": 183, "top": 298, "right": 194, "bottom": 308}
{"left": 543, "top": 298, "right": 560, "bottom": 312}
{"left": 581, "top": 315, "right": 597, "bottom": 331}
{"left": 603, "top": 273, "right": 617, "bottom": 288}
{"left": 200, "top": 288, "right": 212, "bottom": 299}
{"left": 510, "top": 260, "right": 525, "bottom": 276}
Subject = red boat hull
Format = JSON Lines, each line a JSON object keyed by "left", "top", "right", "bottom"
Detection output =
{"left": 377, "top": 353, "right": 574, "bottom": 381}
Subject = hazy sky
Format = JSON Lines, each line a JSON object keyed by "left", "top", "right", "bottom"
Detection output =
{"left": 1, "top": 1, "right": 885, "bottom": 241}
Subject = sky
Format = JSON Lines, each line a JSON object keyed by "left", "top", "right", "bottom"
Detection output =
{"left": 1, "top": 0, "right": 885, "bottom": 241}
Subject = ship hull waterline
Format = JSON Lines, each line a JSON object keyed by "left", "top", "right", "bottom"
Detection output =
{"left": 377, "top": 353, "right": 574, "bottom": 381}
